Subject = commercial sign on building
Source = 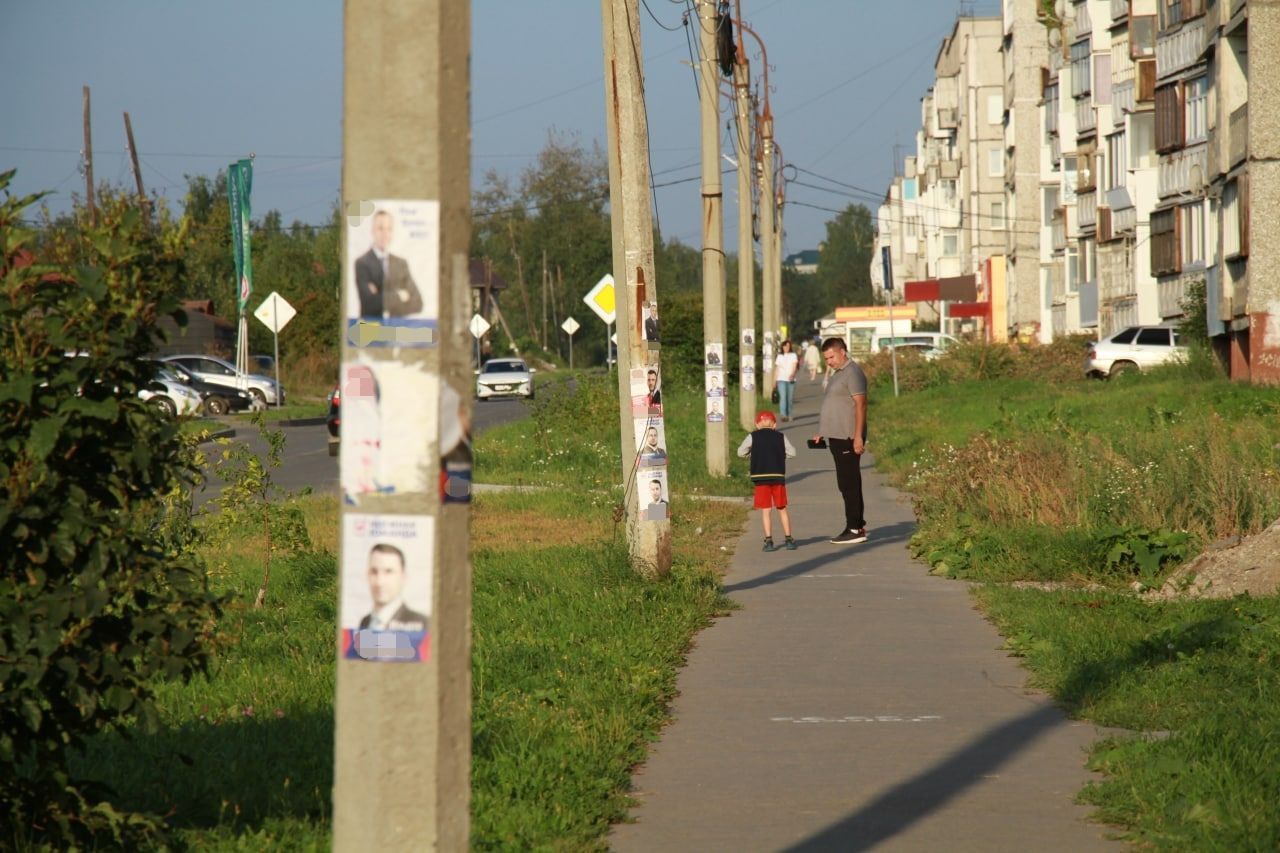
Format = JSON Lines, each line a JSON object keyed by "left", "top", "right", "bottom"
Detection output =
{"left": 834, "top": 305, "right": 919, "bottom": 323}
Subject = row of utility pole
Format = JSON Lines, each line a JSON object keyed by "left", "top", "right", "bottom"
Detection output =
{"left": 80, "top": 86, "right": 151, "bottom": 227}
{"left": 329, "top": 0, "right": 787, "bottom": 844}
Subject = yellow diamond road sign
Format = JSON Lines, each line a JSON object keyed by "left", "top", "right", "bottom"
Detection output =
{"left": 583, "top": 274, "right": 616, "bottom": 324}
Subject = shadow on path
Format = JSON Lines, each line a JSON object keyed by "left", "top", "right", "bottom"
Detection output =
{"left": 722, "top": 520, "right": 917, "bottom": 594}
{"left": 785, "top": 704, "right": 1067, "bottom": 852}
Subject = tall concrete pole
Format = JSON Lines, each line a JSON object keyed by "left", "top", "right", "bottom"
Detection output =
{"left": 333, "top": 1, "right": 471, "bottom": 849}
{"left": 81, "top": 86, "right": 95, "bottom": 224}
{"left": 123, "top": 112, "right": 149, "bottom": 227}
{"left": 733, "top": 54, "right": 756, "bottom": 432}
{"left": 697, "top": 0, "right": 729, "bottom": 476}
{"left": 602, "top": 0, "right": 672, "bottom": 578}
{"left": 759, "top": 112, "right": 777, "bottom": 401}
{"left": 772, "top": 160, "right": 784, "bottom": 344}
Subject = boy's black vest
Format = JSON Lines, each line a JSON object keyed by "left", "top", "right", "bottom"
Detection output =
{"left": 749, "top": 428, "right": 786, "bottom": 485}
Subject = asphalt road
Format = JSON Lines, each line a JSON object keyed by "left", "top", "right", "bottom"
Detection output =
{"left": 195, "top": 394, "right": 530, "bottom": 508}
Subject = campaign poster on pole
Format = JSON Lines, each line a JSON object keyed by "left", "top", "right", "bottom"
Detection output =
{"left": 633, "top": 416, "right": 668, "bottom": 466}
{"left": 638, "top": 468, "right": 670, "bottom": 521}
{"left": 340, "top": 358, "right": 438, "bottom": 501}
{"left": 740, "top": 354, "right": 756, "bottom": 391}
{"left": 340, "top": 514, "right": 434, "bottom": 663}
{"left": 629, "top": 365, "right": 663, "bottom": 417}
{"left": 345, "top": 200, "right": 439, "bottom": 348}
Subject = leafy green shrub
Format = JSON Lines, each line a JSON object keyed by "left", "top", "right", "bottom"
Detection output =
{"left": 0, "top": 171, "right": 222, "bottom": 846}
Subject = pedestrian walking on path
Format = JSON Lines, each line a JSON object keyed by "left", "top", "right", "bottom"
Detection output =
{"left": 737, "top": 410, "right": 797, "bottom": 552}
{"left": 803, "top": 337, "right": 822, "bottom": 381}
{"left": 814, "top": 336, "right": 869, "bottom": 545}
{"left": 773, "top": 340, "right": 799, "bottom": 421}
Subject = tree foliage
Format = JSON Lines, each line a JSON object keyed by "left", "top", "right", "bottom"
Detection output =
{"left": 0, "top": 171, "right": 222, "bottom": 846}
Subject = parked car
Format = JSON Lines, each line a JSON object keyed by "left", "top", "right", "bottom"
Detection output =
{"left": 138, "top": 374, "right": 203, "bottom": 417}
{"left": 475, "top": 358, "right": 535, "bottom": 400}
{"left": 1084, "top": 325, "right": 1187, "bottom": 378}
{"left": 159, "top": 354, "right": 284, "bottom": 406}
{"left": 151, "top": 361, "right": 253, "bottom": 415}
{"left": 870, "top": 332, "right": 958, "bottom": 358}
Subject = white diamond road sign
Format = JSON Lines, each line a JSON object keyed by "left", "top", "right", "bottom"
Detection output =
{"left": 561, "top": 316, "right": 580, "bottom": 336}
{"left": 469, "top": 313, "right": 491, "bottom": 339}
{"left": 253, "top": 291, "right": 296, "bottom": 334}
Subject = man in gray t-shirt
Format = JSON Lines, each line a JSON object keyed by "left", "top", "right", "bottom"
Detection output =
{"left": 813, "top": 337, "right": 869, "bottom": 544}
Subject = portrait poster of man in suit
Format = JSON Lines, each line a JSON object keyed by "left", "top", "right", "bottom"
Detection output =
{"left": 341, "top": 515, "right": 434, "bottom": 663}
{"left": 345, "top": 201, "right": 438, "bottom": 348}
{"left": 640, "top": 471, "right": 669, "bottom": 521}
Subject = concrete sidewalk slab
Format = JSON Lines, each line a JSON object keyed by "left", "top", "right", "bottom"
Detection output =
{"left": 610, "top": 379, "right": 1120, "bottom": 852}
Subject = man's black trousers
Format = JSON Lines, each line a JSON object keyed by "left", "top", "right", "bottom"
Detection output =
{"left": 827, "top": 438, "right": 865, "bottom": 532}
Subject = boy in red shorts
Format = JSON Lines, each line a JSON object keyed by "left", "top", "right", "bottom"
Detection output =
{"left": 736, "top": 410, "right": 797, "bottom": 551}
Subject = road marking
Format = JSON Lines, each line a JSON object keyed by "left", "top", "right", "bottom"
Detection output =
{"left": 771, "top": 715, "right": 943, "bottom": 724}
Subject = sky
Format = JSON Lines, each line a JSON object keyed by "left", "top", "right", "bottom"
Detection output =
{"left": 2, "top": 0, "right": 1000, "bottom": 260}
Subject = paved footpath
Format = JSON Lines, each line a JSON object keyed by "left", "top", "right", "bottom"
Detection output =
{"left": 610, "top": 380, "right": 1122, "bottom": 852}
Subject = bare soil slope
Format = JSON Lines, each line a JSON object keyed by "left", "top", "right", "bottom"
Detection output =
{"left": 1149, "top": 517, "right": 1280, "bottom": 600}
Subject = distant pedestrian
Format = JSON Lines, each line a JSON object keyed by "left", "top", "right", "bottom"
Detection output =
{"left": 803, "top": 337, "right": 822, "bottom": 381}
{"left": 813, "top": 337, "right": 869, "bottom": 545}
{"left": 773, "top": 339, "right": 799, "bottom": 420}
{"left": 738, "top": 410, "right": 797, "bottom": 552}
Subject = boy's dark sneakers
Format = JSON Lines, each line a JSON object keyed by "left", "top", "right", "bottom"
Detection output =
{"left": 762, "top": 537, "right": 777, "bottom": 552}
{"left": 829, "top": 527, "right": 868, "bottom": 545}
{"left": 784, "top": 536, "right": 798, "bottom": 551}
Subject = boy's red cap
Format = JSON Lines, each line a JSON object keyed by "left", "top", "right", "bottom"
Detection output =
{"left": 755, "top": 410, "right": 776, "bottom": 424}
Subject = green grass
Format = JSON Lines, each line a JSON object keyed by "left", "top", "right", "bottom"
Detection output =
{"left": 872, "top": 351, "right": 1280, "bottom": 848}
{"left": 476, "top": 370, "right": 752, "bottom": 496}
{"left": 975, "top": 586, "right": 1280, "bottom": 850}
{"left": 70, "top": 469, "right": 743, "bottom": 847}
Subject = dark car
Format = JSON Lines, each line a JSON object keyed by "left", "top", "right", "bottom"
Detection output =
{"left": 152, "top": 361, "right": 254, "bottom": 415}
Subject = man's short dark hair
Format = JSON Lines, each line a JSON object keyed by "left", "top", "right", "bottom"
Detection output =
{"left": 821, "top": 336, "right": 847, "bottom": 353}
{"left": 369, "top": 542, "right": 405, "bottom": 567}
{"left": 648, "top": 369, "right": 657, "bottom": 378}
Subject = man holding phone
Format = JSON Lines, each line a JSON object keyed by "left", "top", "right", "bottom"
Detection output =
{"left": 812, "top": 337, "right": 869, "bottom": 544}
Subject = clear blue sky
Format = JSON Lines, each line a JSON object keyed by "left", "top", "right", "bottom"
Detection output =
{"left": 2, "top": 0, "right": 995, "bottom": 257}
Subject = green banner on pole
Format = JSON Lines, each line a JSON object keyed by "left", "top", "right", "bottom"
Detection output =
{"left": 228, "top": 159, "right": 254, "bottom": 311}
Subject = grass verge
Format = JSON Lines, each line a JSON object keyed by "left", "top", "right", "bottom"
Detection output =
{"left": 871, "top": 348, "right": 1280, "bottom": 847}
{"left": 71, "top": 479, "right": 743, "bottom": 847}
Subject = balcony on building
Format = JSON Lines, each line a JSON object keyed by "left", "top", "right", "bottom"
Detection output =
{"left": 1051, "top": 208, "right": 1067, "bottom": 252}
{"left": 1156, "top": 16, "right": 1204, "bottom": 80}
{"left": 1048, "top": 263, "right": 1066, "bottom": 305}
{"left": 1076, "top": 98, "right": 1097, "bottom": 136}
{"left": 1111, "top": 0, "right": 1129, "bottom": 23}
{"left": 1078, "top": 190, "right": 1098, "bottom": 230}
{"left": 1229, "top": 102, "right": 1248, "bottom": 168}
{"left": 1157, "top": 142, "right": 1208, "bottom": 198}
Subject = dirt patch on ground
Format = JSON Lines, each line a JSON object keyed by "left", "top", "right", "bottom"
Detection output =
{"left": 1146, "top": 518, "right": 1280, "bottom": 600}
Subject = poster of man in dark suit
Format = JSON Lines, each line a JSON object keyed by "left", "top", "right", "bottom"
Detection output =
{"left": 354, "top": 209, "right": 424, "bottom": 320}
{"left": 358, "top": 542, "right": 429, "bottom": 632}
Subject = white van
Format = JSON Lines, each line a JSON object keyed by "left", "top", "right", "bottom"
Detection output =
{"left": 869, "top": 332, "right": 959, "bottom": 359}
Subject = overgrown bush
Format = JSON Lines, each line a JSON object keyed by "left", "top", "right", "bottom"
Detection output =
{"left": 0, "top": 171, "right": 222, "bottom": 846}
{"left": 863, "top": 334, "right": 1093, "bottom": 393}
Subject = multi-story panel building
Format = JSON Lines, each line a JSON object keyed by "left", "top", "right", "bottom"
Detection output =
{"left": 1003, "top": 0, "right": 1051, "bottom": 338}
{"left": 1202, "top": 0, "right": 1280, "bottom": 382}
{"left": 1099, "top": 0, "right": 1160, "bottom": 334}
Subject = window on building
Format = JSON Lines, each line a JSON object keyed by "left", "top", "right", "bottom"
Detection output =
{"left": 1080, "top": 237, "right": 1095, "bottom": 285}
{"left": 1222, "top": 178, "right": 1249, "bottom": 259}
{"left": 940, "top": 179, "right": 957, "bottom": 206}
{"left": 1155, "top": 83, "right": 1183, "bottom": 152}
{"left": 988, "top": 93, "right": 1003, "bottom": 125}
{"left": 1107, "top": 132, "right": 1128, "bottom": 190}
{"left": 1063, "top": 156, "right": 1078, "bottom": 203}
{"left": 1150, "top": 207, "right": 1180, "bottom": 275}
{"left": 991, "top": 201, "right": 1006, "bottom": 230}
{"left": 988, "top": 148, "right": 1005, "bottom": 178}
{"left": 1066, "top": 246, "right": 1079, "bottom": 293}
{"left": 1185, "top": 76, "right": 1208, "bottom": 142}
{"left": 1070, "top": 41, "right": 1092, "bottom": 97}
{"left": 943, "top": 232, "right": 959, "bottom": 256}
{"left": 905, "top": 216, "right": 918, "bottom": 237}
{"left": 1094, "top": 54, "right": 1112, "bottom": 106}
{"left": 1043, "top": 186, "right": 1060, "bottom": 226}
{"left": 1131, "top": 16, "right": 1156, "bottom": 57}
{"left": 1160, "top": 0, "right": 1183, "bottom": 29}
{"left": 1182, "top": 202, "right": 1205, "bottom": 266}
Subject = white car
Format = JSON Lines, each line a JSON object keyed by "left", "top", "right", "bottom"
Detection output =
{"left": 476, "top": 358, "right": 535, "bottom": 400}
{"left": 160, "top": 354, "right": 283, "bottom": 406}
{"left": 870, "top": 332, "right": 958, "bottom": 358}
{"left": 1084, "top": 326, "right": 1187, "bottom": 378}
{"left": 139, "top": 376, "right": 203, "bottom": 417}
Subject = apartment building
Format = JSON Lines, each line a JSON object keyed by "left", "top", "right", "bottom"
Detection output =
{"left": 1200, "top": 0, "right": 1280, "bottom": 382}
{"left": 1003, "top": 0, "right": 1052, "bottom": 338}
{"left": 871, "top": 16, "right": 1003, "bottom": 329}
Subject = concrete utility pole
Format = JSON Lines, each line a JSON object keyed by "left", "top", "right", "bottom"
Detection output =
{"left": 333, "top": 1, "right": 472, "bottom": 849}
{"left": 602, "top": 0, "right": 672, "bottom": 578}
{"left": 732, "top": 27, "right": 755, "bottom": 432}
{"left": 122, "top": 112, "right": 149, "bottom": 227}
{"left": 771, "top": 154, "right": 784, "bottom": 346}
{"left": 758, "top": 109, "right": 777, "bottom": 401}
{"left": 697, "top": 0, "right": 729, "bottom": 476}
{"left": 81, "top": 86, "right": 95, "bottom": 224}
